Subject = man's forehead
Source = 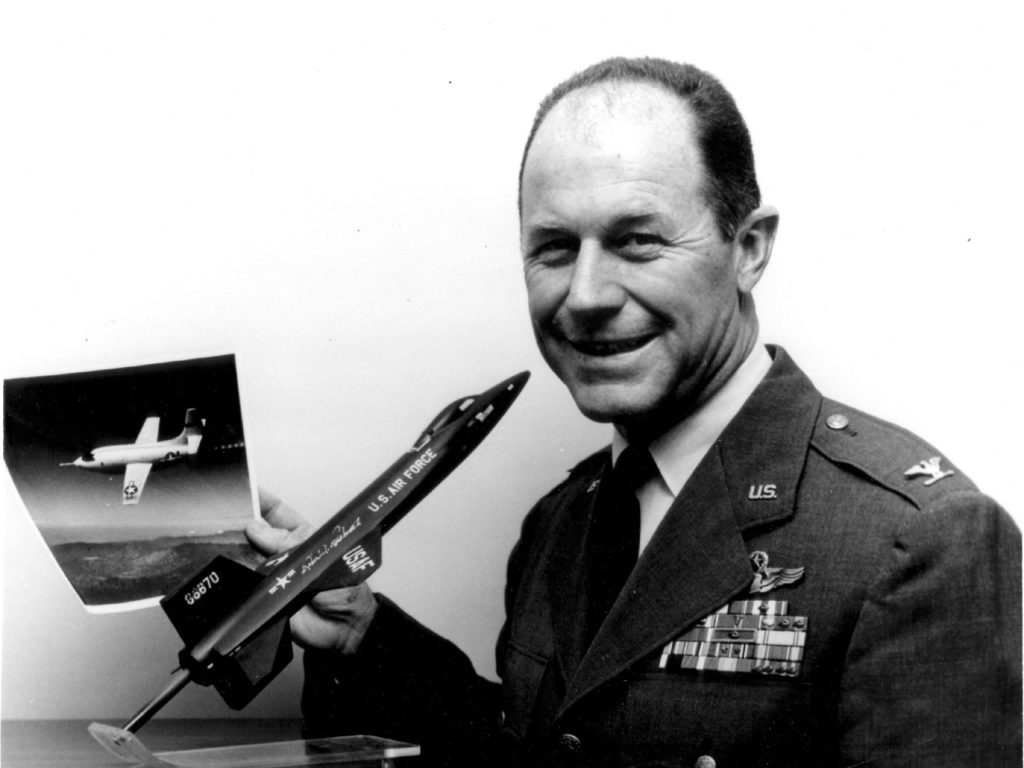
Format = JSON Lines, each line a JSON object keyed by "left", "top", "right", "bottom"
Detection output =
{"left": 532, "top": 81, "right": 696, "bottom": 151}
{"left": 520, "top": 80, "right": 704, "bottom": 217}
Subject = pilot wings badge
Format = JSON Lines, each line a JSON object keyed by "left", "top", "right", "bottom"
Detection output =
{"left": 749, "top": 551, "right": 805, "bottom": 594}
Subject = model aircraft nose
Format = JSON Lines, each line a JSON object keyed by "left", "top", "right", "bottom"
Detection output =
{"left": 482, "top": 370, "right": 531, "bottom": 409}
{"left": 504, "top": 370, "right": 531, "bottom": 392}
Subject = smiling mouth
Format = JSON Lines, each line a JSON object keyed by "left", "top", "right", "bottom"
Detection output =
{"left": 567, "top": 334, "right": 656, "bottom": 357}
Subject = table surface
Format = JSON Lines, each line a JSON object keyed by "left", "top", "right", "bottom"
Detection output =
{"left": 1, "top": 719, "right": 306, "bottom": 768}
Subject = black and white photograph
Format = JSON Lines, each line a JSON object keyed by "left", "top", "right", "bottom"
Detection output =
{"left": 1, "top": 2, "right": 1020, "bottom": 767}
{"left": 4, "top": 354, "right": 258, "bottom": 611}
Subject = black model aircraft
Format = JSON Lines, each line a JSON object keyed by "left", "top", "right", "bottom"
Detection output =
{"left": 90, "top": 371, "right": 529, "bottom": 763}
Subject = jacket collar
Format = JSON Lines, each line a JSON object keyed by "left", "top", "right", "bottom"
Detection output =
{"left": 556, "top": 346, "right": 823, "bottom": 716}
{"left": 627, "top": 341, "right": 773, "bottom": 499}
{"left": 718, "top": 345, "right": 823, "bottom": 531}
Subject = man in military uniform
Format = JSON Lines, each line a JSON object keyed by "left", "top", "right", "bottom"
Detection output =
{"left": 249, "top": 58, "right": 1021, "bottom": 767}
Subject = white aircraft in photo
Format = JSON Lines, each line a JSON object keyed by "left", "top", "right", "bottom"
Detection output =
{"left": 61, "top": 409, "right": 205, "bottom": 505}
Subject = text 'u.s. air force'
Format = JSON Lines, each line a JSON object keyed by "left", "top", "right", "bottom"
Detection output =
{"left": 366, "top": 447, "right": 438, "bottom": 513}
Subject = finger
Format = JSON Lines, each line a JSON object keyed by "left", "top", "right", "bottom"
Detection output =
{"left": 258, "top": 487, "right": 282, "bottom": 517}
{"left": 291, "top": 588, "right": 378, "bottom": 652}
{"left": 257, "top": 488, "right": 313, "bottom": 538}
{"left": 245, "top": 516, "right": 293, "bottom": 555}
{"left": 307, "top": 583, "right": 376, "bottom": 619}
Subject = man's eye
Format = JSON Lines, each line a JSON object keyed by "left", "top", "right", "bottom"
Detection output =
{"left": 616, "top": 233, "right": 663, "bottom": 258}
{"left": 528, "top": 238, "right": 578, "bottom": 264}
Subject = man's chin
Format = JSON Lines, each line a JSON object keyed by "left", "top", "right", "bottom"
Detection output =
{"left": 566, "top": 381, "right": 656, "bottom": 426}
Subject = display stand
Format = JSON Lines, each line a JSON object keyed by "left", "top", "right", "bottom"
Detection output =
{"left": 89, "top": 723, "right": 419, "bottom": 767}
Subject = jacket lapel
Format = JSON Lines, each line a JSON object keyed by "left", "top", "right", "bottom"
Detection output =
{"left": 559, "top": 447, "right": 752, "bottom": 715}
{"left": 557, "top": 346, "right": 822, "bottom": 717}
{"left": 545, "top": 469, "right": 601, "bottom": 685}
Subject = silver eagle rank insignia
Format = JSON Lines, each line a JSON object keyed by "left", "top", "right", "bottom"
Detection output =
{"left": 904, "top": 456, "right": 954, "bottom": 486}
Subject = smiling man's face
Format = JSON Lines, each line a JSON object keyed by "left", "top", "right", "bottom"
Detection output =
{"left": 520, "top": 82, "right": 759, "bottom": 437}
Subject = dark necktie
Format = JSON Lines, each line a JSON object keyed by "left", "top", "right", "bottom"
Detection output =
{"left": 585, "top": 444, "right": 657, "bottom": 644}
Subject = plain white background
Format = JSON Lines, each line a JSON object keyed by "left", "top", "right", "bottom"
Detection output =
{"left": 2, "top": 1, "right": 1021, "bottom": 721}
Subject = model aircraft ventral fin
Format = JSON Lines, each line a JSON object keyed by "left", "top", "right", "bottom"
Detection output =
{"left": 213, "top": 615, "right": 293, "bottom": 710}
{"left": 161, "top": 557, "right": 262, "bottom": 647}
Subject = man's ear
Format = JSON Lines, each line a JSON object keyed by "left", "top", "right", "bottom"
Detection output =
{"left": 732, "top": 205, "right": 779, "bottom": 294}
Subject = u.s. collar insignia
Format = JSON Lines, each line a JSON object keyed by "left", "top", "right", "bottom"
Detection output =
{"left": 749, "top": 551, "right": 805, "bottom": 594}
{"left": 904, "top": 456, "right": 954, "bottom": 486}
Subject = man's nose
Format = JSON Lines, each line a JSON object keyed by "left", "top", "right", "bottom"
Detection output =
{"left": 564, "top": 243, "right": 627, "bottom": 317}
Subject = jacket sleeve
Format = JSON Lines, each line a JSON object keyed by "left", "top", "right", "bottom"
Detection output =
{"left": 837, "top": 492, "right": 1022, "bottom": 765}
{"left": 299, "top": 477, "right": 579, "bottom": 767}
{"left": 301, "top": 593, "right": 503, "bottom": 767}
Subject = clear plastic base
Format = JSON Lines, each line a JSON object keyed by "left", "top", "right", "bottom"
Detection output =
{"left": 89, "top": 723, "right": 420, "bottom": 767}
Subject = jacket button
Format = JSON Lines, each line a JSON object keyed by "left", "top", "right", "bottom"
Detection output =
{"left": 826, "top": 413, "right": 850, "bottom": 430}
{"left": 694, "top": 756, "right": 716, "bottom": 768}
{"left": 558, "top": 733, "right": 583, "bottom": 752}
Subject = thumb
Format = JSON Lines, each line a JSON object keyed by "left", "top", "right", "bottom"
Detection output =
{"left": 245, "top": 517, "right": 292, "bottom": 556}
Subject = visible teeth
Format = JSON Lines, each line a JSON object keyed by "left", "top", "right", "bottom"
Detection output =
{"left": 573, "top": 336, "right": 651, "bottom": 356}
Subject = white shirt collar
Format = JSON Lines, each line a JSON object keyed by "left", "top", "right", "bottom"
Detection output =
{"left": 612, "top": 343, "right": 772, "bottom": 497}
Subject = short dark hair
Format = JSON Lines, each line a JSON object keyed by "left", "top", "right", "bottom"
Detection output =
{"left": 519, "top": 57, "right": 760, "bottom": 241}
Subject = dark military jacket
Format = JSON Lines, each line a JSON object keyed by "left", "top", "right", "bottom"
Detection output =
{"left": 303, "top": 347, "right": 1021, "bottom": 767}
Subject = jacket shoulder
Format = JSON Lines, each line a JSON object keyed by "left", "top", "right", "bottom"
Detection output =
{"left": 516, "top": 448, "right": 608, "bottom": 533}
{"left": 540, "top": 447, "right": 609, "bottom": 500}
{"left": 810, "top": 397, "right": 978, "bottom": 510}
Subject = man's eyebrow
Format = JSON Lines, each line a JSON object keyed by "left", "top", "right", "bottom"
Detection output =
{"left": 523, "top": 211, "right": 668, "bottom": 247}
{"left": 526, "top": 211, "right": 664, "bottom": 235}
{"left": 522, "top": 225, "right": 577, "bottom": 243}
{"left": 605, "top": 212, "right": 663, "bottom": 230}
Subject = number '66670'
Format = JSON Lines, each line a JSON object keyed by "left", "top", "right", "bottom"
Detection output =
{"left": 183, "top": 572, "right": 220, "bottom": 605}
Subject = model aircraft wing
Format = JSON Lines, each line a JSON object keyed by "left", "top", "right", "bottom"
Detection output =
{"left": 122, "top": 462, "right": 153, "bottom": 506}
{"left": 135, "top": 416, "right": 160, "bottom": 445}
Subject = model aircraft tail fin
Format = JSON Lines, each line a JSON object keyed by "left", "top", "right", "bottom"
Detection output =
{"left": 161, "top": 556, "right": 293, "bottom": 710}
{"left": 162, "top": 556, "right": 261, "bottom": 647}
{"left": 206, "top": 614, "right": 292, "bottom": 709}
